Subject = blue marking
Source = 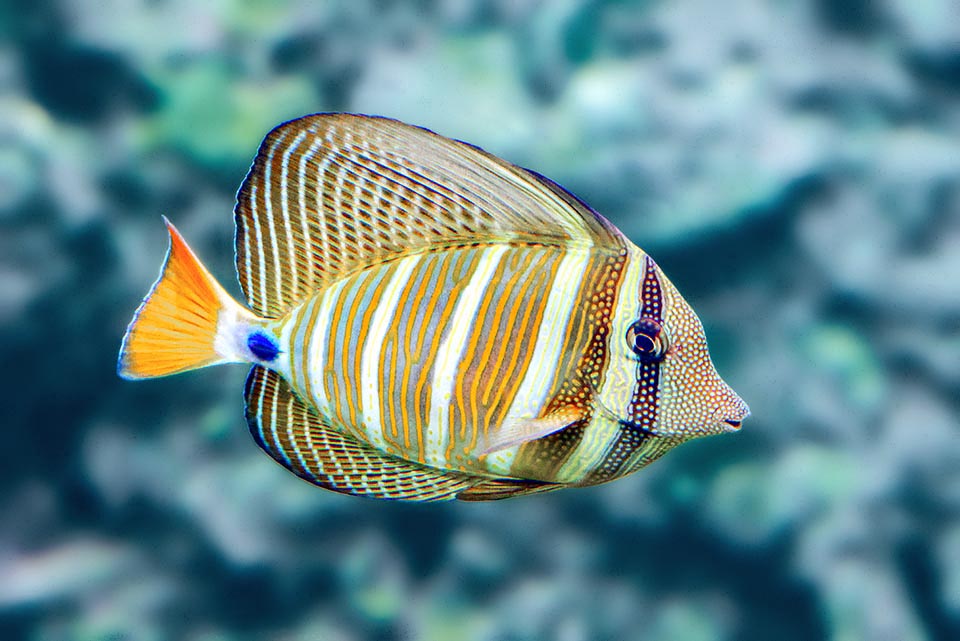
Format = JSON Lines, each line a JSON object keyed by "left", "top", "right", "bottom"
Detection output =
{"left": 247, "top": 331, "right": 279, "bottom": 362}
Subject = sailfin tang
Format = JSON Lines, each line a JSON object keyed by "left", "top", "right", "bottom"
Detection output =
{"left": 235, "top": 113, "right": 624, "bottom": 318}
{"left": 480, "top": 406, "right": 586, "bottom": 455}
{"left": 244, "top": 367, "right": 477, "bottom": 501}
{"left": 118, "top": 218, "right": 256, "bottom": 379}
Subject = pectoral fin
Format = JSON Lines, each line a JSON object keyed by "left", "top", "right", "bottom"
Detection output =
{"left": 480, "top": 406, "right": 586, "bottom": 455}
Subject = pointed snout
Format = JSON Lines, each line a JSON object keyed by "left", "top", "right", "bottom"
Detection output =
{"left": 716, "top": 385, "right": 750, "bottom": 432}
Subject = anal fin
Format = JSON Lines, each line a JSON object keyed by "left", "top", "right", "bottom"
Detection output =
{"left": 456, "top": 478, "right": 560, "bottom": 501}
{"left": 244, "top": 367, "right": 476, "bottom": 502}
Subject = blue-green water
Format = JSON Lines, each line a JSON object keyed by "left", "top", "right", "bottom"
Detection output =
{"left": 2, "top": 1, "right": 959, "bottom": 639}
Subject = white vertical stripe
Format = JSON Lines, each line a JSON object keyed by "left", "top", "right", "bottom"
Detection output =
{"left": 601, "top": 251, "right": 646, "bottom": 417}
{"left": 557, "top": 251, "right": 645, "bottom": 482}
{"left": 314, "top": 152, "right": 335, "bottom": 269}
{"left": 278, "top": 298, "right": 313, "bottom": 393}
{"left": 319, "top": 127, "right": 336, "bottom": 256}
{"left": 267, "top": 376, "right": 293, "bottom": 469}
{"left": 282, "top": 396, "right": 311, "bottom": 477}
{"left": 332, "top": 161, "right": 348, "bottom": 263}
{"left": 483, "top": 247, "right": 591, "bottom": 476}
{"left": 253, "top": 370, "right": 291, "bottom": 470}
{"left": 331, "top": 130, "right": 351, "bottom": 263}
{"left": 302, "top": 398, "right": 325, "bottom": 481}
{"left": 280, "top": 130, "right": 307, "bottom": 296}
{"left": 424, "top": 246, "right": 508, "bottom": 467}
{"left": 298, "top": 137, "right": 323, "bottom": 287}
{"left": 359, "top": 255, "right": 421, "bottom": 451}
{"left": 306, "top": 279, "right": 348, "bottom": 413}
{"left": 558, "top": 414, "right": 621, "bottom": 483}
{"left": 247, "top": 183, "right": 267, "bottom": 312}
{"left": 254, "top": 370, "right": 268, "bottom": 447}
{"left": 263, "top": 133, "right": 285, "bottom": 308}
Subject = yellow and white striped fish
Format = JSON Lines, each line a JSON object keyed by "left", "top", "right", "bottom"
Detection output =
{"left": 118, "top": 113, "right": 749, "bottom": 501}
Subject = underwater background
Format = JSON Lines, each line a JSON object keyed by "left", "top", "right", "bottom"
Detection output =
{"left": 2, "top": 1, "right": 959, "bottom": 639}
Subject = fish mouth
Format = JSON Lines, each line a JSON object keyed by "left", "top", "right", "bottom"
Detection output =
{"left": 716, "top": 403, "right": 750, "bottom": 432}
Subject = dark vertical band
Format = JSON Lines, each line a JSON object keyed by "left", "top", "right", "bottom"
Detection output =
{"left": 583, "top": 255, "right": 664, "bottom": 485}
{"left": 629, "top": 255, "right": 663, "bottom": 427}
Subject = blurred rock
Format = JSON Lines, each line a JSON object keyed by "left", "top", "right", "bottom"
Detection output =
{"left": 337, "top": 530, "right": 408, "bottom": 629}
{"left": 140, "top": 59, "right": 318, "bottom": 176}
{"left": 704, "top": 446, "right": 859, "bottom": 547}
{"left": 352, "top": 31, "right": 538, "bottom": 160}
{"left": 937, "top": 525, "right": 960, "bottom": 618}
{"left": 0, "top": 540, "right": 138, "bottom": 608}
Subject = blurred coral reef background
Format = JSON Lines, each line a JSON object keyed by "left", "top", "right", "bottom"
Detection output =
{"left": 2, "top": 1, "right": 959, "bottom": 640}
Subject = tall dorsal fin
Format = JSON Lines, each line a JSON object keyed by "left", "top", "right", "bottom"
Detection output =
{"left": 235, "top": 113, "right": 623, "bottom": 318}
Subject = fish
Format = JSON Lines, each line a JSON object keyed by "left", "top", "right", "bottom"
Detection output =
{"left": 118, "top": 113, "right": 749, "bottom": 501}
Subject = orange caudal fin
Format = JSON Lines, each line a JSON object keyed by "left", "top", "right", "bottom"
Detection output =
{"left": 118, "top": 217, "right": 259, "bottom": 379}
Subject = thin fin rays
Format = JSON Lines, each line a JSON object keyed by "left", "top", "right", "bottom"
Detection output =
{"left": 234, "top": 113, "right": 623, "bottom": 318}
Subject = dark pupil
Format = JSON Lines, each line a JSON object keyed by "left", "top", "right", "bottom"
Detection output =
{"left": 633, "top": 332, "right": 656, "bottom": 354}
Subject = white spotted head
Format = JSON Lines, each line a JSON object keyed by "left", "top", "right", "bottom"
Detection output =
{"left": 596, "top": 248, "right": 749, "bottom": 440}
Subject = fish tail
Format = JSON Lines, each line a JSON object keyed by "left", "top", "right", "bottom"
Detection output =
{"left": 118, "top": 217, "right": 260, "bottom": 380}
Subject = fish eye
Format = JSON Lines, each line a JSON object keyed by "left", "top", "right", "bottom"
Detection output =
{"left": 626, "top": 318, "right": 667, "bottom": 363}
